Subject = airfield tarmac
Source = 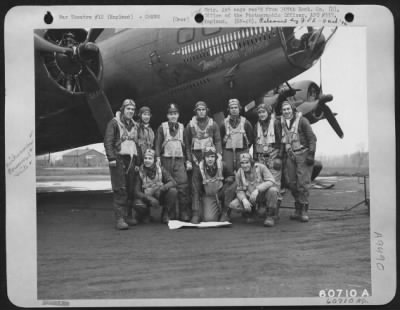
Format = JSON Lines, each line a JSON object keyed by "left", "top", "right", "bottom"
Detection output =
{"left": 37, "top": 176, "right": 371, "bottom": 300}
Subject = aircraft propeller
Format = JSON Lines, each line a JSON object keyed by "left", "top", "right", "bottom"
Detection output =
{"left": 317, "top": 95, "right": 344, "bottom": 138}
{"left": 85, "top": 28, "right": 104, "bottom": 43}
{"left": 317, "top": 58, "right": 343, "bottom": 138}
{"left": 34, "top": 33, "right": 73, "bottom": 55}
{"left": 35, "top": 29, "right": 113, "bottom": 137}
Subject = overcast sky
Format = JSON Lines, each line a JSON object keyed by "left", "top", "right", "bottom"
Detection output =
{"left": 290, "top": 27, "right": 368, "bottom": 157}
{"left": 47, "top": 27, "right": 367, "bottom": 159}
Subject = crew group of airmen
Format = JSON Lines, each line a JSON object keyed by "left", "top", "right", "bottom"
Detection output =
{"left": 104, "top": 97, "right": 317, "bottom": 230}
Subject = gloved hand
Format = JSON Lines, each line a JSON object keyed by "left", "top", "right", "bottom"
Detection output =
{"left": 306, "top": 152, "right": 315, "bottom": 166}
{"left": 242, "top": 199, "right": 252, "bottom": 212}
{"left": 272, "top": 158, "right": 282, "bottom": 170}
{"left": 156, "top": 157, "right": 161, "bottom": 166}
{"left": 249, "top": 189, "right": 259, "bottom": 204}
{"left": 146, "top": 196, "right": 160, "bottom": 208}
{"left": 186, "top": 161, "right": 193, "bottom": 171}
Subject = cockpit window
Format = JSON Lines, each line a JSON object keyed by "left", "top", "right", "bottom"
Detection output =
{"left": 178, "top": 28, "right": 195, "bottom": 44}
{"left": 202, "top": 28, "right": 221, "bottom": 36}
{"left": 279, "top": 27, "right": 337, "bottom": 69}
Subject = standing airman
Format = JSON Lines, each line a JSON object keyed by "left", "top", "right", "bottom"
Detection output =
{"left": 253, "top": 103, "right": 283, "bottom": 218}
{"left": 155, "top": 103, "right": 191, "bottom": 221}
{"left": 184, "top": 101, "right": 223, "bottom": 224}
{"left": 104, "top": 99, "right": 142, "bottom": 230}
{"left": 220, "top": 98, "right": 254, "bottom": 176}
{"left": 281, "top": 101, "right": 317, "bottom": 222}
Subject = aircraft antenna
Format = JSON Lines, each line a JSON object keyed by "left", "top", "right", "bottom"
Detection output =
{"left": 319, "top": 58, "right": 323, "bottom": 95}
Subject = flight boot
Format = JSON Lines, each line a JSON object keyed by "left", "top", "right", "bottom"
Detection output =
{"left": 290, "top": 201, "right": 302, "bottom": 221}
{"left": 168, "top": 205, "right": 177, "bottom": 221}
{"left": 219, "top": 208, "right": 231, "bottom": 222}
{"left": 161, "top": 207, "right": 170, "bottom": 224}
{"left": 263, "top": 208, "right": 276, "bottom": 227}
{"left": 257, "top": 204, "right": 267, "bottom": 218}
{"left": 180, "top": 211, "right": 190, "bottom": 222}
{"left": 190, "top": 211, "right": 201, "bottom": 224}
{"left": 115, "top": 217, "right": 129, "bottom": 230}
{"left": 180, "top": 203, "right": 191, "bottom": 222}
{"left": 244, "top": 209, "right": 256, "bottom": 224}
{"left": 263, "top": 216, "right": 275, "bottom": 227}
{"left": 274, "top": 199, "right": 282, "bottom": 222}
{"left": 125, "top": 206, "right": 138, "bottom": 226}
{"left": 300, "top": 203, "right": 309, "bottom": 222}
{"left": 140, "top": 209, "right": 153, "bottom": 224}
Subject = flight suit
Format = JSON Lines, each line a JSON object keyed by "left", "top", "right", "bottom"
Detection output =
{"left": 192, "top": 159, "right": 236, "bottom": 222}
{"left": 104, "top": 111, "right": 142, "bottom": 226}
{"left": 137, "top": 122, "right": 155, "bottom": 156}
{"left": 155, "top": 121, "right": 191, "bottom": 221}
{"left": 230, "top": 162, "right": 279, "bottom": 224}
{"left": 281, "top": 112, "right": 317, "bottom": 221}
{"left": 184, "top": 116, "right": 222, "bottom": 222}
{"left": 220, "top": 116, "right": 254, "bottom": 176}
{"left": 133, "top": 163, "right": 177, "bottom": 223}
{"left": 254, "top": 115, "right": 283, "bottom": 217}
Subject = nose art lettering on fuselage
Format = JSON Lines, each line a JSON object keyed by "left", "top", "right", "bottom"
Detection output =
{"left": 172, "top": 28, "right": 274, "bottom": 73}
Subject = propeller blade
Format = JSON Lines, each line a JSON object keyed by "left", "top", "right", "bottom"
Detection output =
{"left": 295, "top": 100, "right": 319, "bottom": 115}
{"left": 320, "top": 103, "right": 344, "bottom": 138}
{"left": 80, "top": 65, "right": 113, "bottom": 136}
{"left": 85, "top": 90, "right": 114, "bottom": 137}
{"left": 34, "top": 33, "right": 73, "bottom": 55}
{"left": 86, "top": 28, "right": 104, "bottom": 43}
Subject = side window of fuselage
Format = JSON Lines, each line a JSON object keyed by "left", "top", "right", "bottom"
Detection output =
{"left": 202, "top": 28, "right": 221, "bottom": 36}
{"left": 178, "top": 28, "right": 195, "bottom": 44}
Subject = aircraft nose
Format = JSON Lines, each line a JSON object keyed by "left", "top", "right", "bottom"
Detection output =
{"left": 281, "top": 27, "right": 331, "bottom": 70}
{"left": 307, "top": 29, "right": 326, "bottom": 60}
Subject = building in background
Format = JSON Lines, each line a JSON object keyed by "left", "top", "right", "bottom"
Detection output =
{"left": 36, "top": 153, "right": 57, "bottom": 167}
{"left": 62, "top": 149, "right": 108, "bottom": 167}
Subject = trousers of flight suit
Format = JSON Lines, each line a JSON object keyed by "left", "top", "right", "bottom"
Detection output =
{"left": 223, "top": 148, "right": 249, "bottom": 176}
{"left": 161, "top": 157, "right": 191, "bottom": 217}
{"left": 134, "top": 187, "right": 178, "bottom": 218}
{"left": 283, "top": 150, "right": 313, "bottom": 205}
{"left": 200, "top": 179, "right": 236, "bottom": 222}
{"left": 230, "top": 186, "right": 279, "bottom": 214}
{"left": 191, "top": 163, "right": 202, "bottom": 217}
{"left": 109, "top": 155, "right": 135, "bottom": 220}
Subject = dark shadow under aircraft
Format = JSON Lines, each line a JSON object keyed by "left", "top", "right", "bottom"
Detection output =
{"left": 34, "top": 27, "right": 342, "bottom": 180}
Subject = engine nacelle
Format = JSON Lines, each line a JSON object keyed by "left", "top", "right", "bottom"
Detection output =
{"left": 38, "top": 29, "right": 103, "bottom": 95}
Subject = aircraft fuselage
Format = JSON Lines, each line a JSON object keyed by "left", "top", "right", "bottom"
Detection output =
{"left": 35, "top": 27, "right": 326, "bottom": 154}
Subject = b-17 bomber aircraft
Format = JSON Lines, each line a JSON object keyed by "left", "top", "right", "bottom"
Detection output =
{"left": 34, "top": 26, "right": 342, "bottom": 164}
